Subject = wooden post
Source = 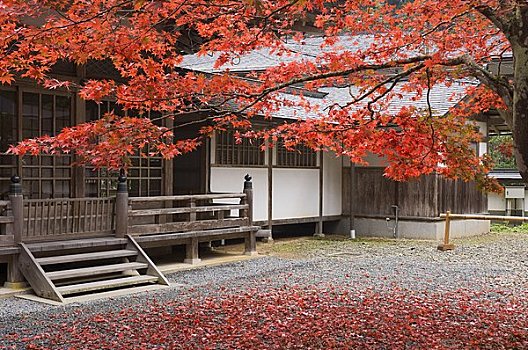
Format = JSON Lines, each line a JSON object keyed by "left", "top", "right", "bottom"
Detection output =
{"left": 184, "top": 238, "right": 201, "bottom": 264}
{"left": 438, "top": 210, "right": 455, "bottom": 251}
{"left": 243, "top": 174, "right": 257, "bottom": 256}
{"left": 189, "top": 198, "right": 197, "bottom": 222}
{"left": 5, "top": 175, "right": 26, "bottom": 288}
{"left": 243, "top": 174, "right": 253, "bottom": 224}
{"left": 115, "top": 171, "right": 129, "bottom": 238}
{"left": 266, "top": 144, "right": 274, "bottom": 242}
{"left": 314, "top": 151, "right": 325, "bottom": 238}
{"left": 349, "top": 162, "right": 356, "bottom": 239}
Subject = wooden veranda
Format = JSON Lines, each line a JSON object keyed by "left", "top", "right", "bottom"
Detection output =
{"left": 0, "top": 174, "right": 258, "bottom": 302}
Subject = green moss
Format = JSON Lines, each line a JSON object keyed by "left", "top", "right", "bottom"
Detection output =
{"left": 490, "top": 223, "right": 528, "bottom": 233}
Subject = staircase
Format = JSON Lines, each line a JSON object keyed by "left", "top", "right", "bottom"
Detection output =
{"left": 18, "top": 236, "right": 169, "bottom": 303}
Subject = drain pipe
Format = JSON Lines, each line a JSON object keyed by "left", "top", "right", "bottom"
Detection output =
{"left": 391, "top": 205, "right": 399, "bottom": 239}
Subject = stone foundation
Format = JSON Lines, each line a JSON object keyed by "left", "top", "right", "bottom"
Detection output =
{"left": 355, "top": 218, "right": 490, "bottom": 240}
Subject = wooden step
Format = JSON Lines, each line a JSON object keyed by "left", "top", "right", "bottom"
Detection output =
{"left": 46, "top": 262, "right": 148, "bottom": 281}
{"left": 26, "top": 237, "right": 128, "bottom": 253}
{"left": 36, "top": 250, "right": 138, "bottom": 266}
{"left": 57, "top": 275, "right": 159, "bottom": 296}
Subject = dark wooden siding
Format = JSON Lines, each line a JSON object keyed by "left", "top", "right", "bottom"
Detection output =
{"left": 343, "top": 167, "right": 487, "bottom": 218}
{"left": 354, "top": 167, "right": 397, "bottom": 216}
{"left": 437, "top": 176, "right": 487, "bottom": 215}
{"left": 397, "top": 175, "right": 438, "bottom": 217}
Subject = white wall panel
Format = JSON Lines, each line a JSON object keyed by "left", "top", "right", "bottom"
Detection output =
{"left": 323, "top": 153, "right": 342, "bottom": 216}
{"left": 488, "top": 192, "right": 505, "bottom": 212}
{"left": 210, "top": 167, "right": 268, "bottom": 222}
{"left": 272, "top": 168, "right": 319, "bottom": 219}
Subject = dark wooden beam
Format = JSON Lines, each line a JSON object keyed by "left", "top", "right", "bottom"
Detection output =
{"left": 315, "top": 152, "right": 325, "bottom": 237}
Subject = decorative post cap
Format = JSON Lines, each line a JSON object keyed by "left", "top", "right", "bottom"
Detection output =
{"left": 10, "top": 175, "right": 22, "bottom": 195}
{"left": 117, "top": 169, "right": 128, "bottom": 193}
{"left": 244, "top": 174, "right": 252, "bottom": 190}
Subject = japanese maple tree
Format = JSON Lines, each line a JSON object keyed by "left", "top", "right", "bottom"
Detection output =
{"left": 0, "top": 0, "right": 524, "bottom": 190}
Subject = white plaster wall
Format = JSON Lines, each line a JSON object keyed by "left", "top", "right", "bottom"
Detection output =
{"left": 361, "top": 152, "right": 388, "bottom": 167}
{"left": 323, "top": 153, "right": 342, "bottom": 216}
{"left": 210, "top": 167, "right": 268, "bottom": 222}
{"left": 488, "top": 192, "right": 505, "bottom": 212}
{"left": 272, "top": 168, "right": 319, "bottom": 220}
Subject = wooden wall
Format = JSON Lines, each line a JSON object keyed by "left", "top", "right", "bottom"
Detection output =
{"left": 342, "top": 167, "right": 487, "bottom": 218}
{"left": 437, "top": 176, "right": 487, "bottom": 215}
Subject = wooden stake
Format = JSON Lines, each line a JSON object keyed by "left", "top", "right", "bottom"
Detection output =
{"left": 438, "top": 210, "right": 455, "bottom": 251}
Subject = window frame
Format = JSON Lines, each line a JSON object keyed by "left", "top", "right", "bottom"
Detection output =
{"left": 275, "top": 141, "right": 318, "bottom": 168}
{"left": 213, "top": 130, "right": 267, "bottom": 167}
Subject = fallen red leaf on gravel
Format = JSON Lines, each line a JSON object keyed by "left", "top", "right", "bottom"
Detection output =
{"left": 14, "top": 287, "right": 528, "bottom": 349}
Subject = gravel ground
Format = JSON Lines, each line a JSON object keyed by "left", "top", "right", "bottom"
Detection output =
{"left": 1, "top": 232, "right": 527, "bottom": 348}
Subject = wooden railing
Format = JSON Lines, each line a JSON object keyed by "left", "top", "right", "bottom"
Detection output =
{"left": 0, "top": 200, "right": 14, "bottom": 246}
{"left": 438, "top": 211, "right": 527, "bottom": 251}
{"left": 1, "top": 174, "right": 254, "bottom": 244}
{"left": 127, "top": 193, "right": 250, "bottom": 236}
{"left": 22, "top": 197, "right": 115, "bottom": 241}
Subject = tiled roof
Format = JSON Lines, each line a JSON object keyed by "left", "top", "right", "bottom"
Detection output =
{"left": 180, "top": 34, "right": 477, "bottom": 119}
{"left": 179, "top": 35, "right": 378, "bottom": 73}
{"left": 271, "top": 80, "right": 475, "bottom": 119}
{"left": 489, "top": 170, "right": 522, "bottom": 180}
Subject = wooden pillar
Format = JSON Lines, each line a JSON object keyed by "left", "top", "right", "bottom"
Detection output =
{"left": 115, "top": 171, "right": 128, "bottom": 238}
{"left": 16, "top": 87, "right": 23, "bottom": 178}
{"left": 73, "top": 64, "right": 86, "bottom": 198}
{"left": 349, "top": 162, "right": 356, "bottom": 238}
{"left": 243, "top": 174, "right": 257, "bottom": 255}
{"left": 204, "top": 137, "right": 211, "bottom": 193}
{"left": 5, "top": 175, "right": 26, "bottom": 288}
{"left": 314, "top": 152, "right": 325, "bottom": 237}
{"left": 162, "top": 113, "right": 174, "bottom": 197}
{"left": 184, "top": 238, "right": 201, "bottom": 264}
{"left": 266, "top": 143, "right": 273, "bottom": 241}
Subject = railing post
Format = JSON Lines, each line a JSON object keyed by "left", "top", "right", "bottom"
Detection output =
{"left": 10, "top": 175, "right": 23, "bottom": 244}
{"left": 243, "top": 174, "right": 253, "bottom": 224}
{"left": 5, "top": 175, "right": 26, "bottom": 288}
{"left": 243, "top": 174, "right": 257, "bottom": 256}
{"left": 115, "top": 171, "right": 129, "bottom": 239}
{"left": 438, "top": 210, "right": 455, "bottom": 251}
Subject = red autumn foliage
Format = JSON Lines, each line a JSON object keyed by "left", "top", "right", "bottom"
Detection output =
{"left": 0, "top": 1, "right": 523, "bottom": 189}
{"left": 4, "top": 287, "right": 528, "bottom": 349}
{"left": 496, "top": 137, "right": 514, "bottom": 159}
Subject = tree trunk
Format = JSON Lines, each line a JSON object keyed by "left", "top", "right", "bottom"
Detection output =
{"left": 512, "top": 44, "right": 528, "bottom": 183}
{"left": 511, "top": 7, "right": 528, "bottom": 183}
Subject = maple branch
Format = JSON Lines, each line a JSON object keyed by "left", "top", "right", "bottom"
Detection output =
{"left": 231, "top": 56, "right": 435, "bottom": 116}
{"left": 458, "top": 55, "right": 513, "bottom": 127}
{"left": 341, "top": 62, "right": 426, "bottom": 112}
{"left": 474, "top": 3, "right": 513, "bottom": 36}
